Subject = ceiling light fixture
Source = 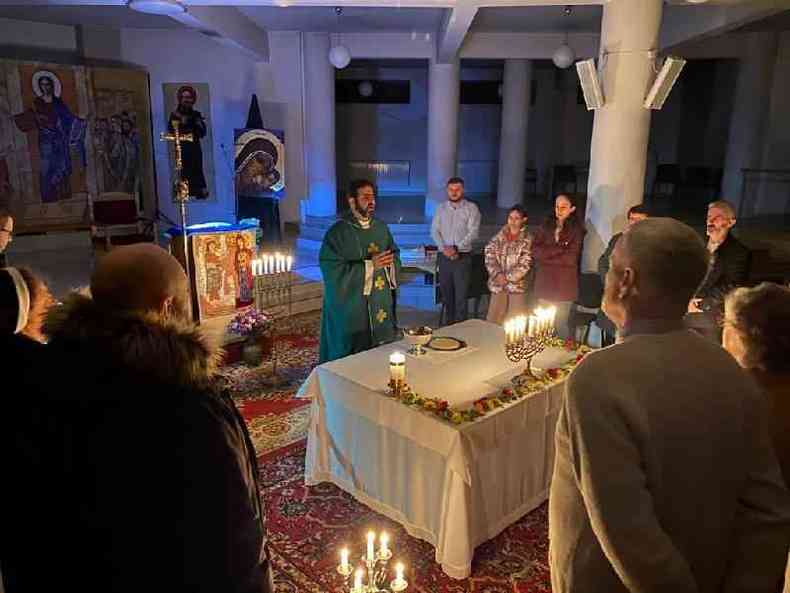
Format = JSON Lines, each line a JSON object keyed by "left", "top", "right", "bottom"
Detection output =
{"left": 328, "top": 6, "right": 352, "bottom": 69}
{"left": 552, "top": 5, "right": 575, "bottom": 69}
{"left": 127, "top": 0, "right": 186, "bottom": 16}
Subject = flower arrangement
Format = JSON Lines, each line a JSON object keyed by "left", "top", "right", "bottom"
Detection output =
{"left": 386, "top": 341, "right": 592, "bottom": 425}
{"left": 229, "top": 307, "right": 272, "bottom": 338}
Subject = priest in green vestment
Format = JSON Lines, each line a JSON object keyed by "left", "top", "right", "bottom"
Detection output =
{"left": 319, "top": 179, "right": 401, "bottom": 363}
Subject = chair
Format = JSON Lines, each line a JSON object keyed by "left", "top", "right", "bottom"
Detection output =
{"left": 90, "top": 192, "right": 152, "bottom": 250}
{"left": 568, "top": 273, "right": 603, "bottom": 345}
{"left": 524, "top": 167, "right": 538, "bottom": 198}
{"left": 652, "top": 164, "right": 682, "bottom": 203}
{"left": 436, "top": 252, "right": 489, "bottom": 325}
{"left": 551, "top": 165, "right": 577, "bottom": 198}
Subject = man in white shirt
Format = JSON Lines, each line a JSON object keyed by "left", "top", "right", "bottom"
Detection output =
{"left": 430, "top": 177, "right": 481, "bottom": 325}
{"left": 550, "top": 217, "right": 790, "bottom": 593}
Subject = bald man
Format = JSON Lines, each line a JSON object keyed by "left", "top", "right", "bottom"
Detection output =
{"left": 550, "top": 219, "right": 790, "bottom": 593}
{"left": 32, "top": 244, "right": 273, "bottom": 593}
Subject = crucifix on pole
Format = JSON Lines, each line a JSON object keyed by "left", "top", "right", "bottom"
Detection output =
{"left": 160, "top": 119, "right": 194, "bottom": 288}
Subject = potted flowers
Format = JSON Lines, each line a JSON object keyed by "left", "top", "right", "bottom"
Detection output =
{"left": 229, "top": 308, "right": 273, "bottom": 366}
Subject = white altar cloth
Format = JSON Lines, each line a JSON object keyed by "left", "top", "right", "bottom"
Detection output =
{"left": 298, "top": 319, "right": 574, "bottom": 579}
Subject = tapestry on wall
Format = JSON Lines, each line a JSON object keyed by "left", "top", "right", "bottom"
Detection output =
{"left": 0, "top": 60, "right": 155, "bottom": 232}
{"left": 192, "top": 228, "right": 256, "bottom": 321}
{"left": 162, "top": 82, "right": 215, "bottom": 201}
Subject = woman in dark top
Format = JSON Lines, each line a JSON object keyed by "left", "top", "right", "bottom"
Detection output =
{"left": 532, "top": 194, "right": 584, "bottom": 339}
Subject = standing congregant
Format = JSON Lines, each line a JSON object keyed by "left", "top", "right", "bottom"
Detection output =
{"left": 430, "top": 177, "right": 481, "bottom": 325}
{"left": 550, "top": 218, "right": 790, "bottom": 593}
{"left": 0, "top": 212, "right": 12, "bottom": 268}
{"left": 39, "top": 244, "right": 273, "bottom": 593}
{"left": 484, "top": 205, "right": 532, "bottom": 325}
{"left": 319, "top": 179, "right": 400, "bottom": 363}
{"left": 532, "top": 194, "right": 584, "bottom": 339}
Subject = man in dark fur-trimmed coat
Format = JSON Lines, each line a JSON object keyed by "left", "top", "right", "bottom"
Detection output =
{"left": 24, "top": 244, "right": 273, "bottom": 593}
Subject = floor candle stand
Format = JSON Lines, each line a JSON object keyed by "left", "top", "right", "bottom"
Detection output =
{"left": 253, "top": 268, "right": 295, "bottom": 387}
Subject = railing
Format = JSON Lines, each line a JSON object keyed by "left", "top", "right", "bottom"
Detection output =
{"left": 348, "top": 161, "right": 411, "bottom": 191}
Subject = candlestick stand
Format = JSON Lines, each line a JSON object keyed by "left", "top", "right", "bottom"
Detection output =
{"left": 504, "top": 330, "right": 555, "bottom": 379}
{"left": 253, "top": 270, "right": 295, "bottom": 387}
{"left": 336, "top": 535, "right": 408, "bottom": 593}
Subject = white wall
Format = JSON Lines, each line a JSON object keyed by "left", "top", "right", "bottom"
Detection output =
{"left": 121, "top": 28, "right": 256, "bottom": 226}
{"left": 0, "top": 17, "right": 77, "bottom": 54}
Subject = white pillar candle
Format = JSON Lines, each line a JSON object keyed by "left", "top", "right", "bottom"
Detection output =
{"left": 262, "top": 255, "right": 268, "bottom": 275}
{"left": 340, "top": 548, "right": 349, "bottom": 572}
{"left": 286, "top": 255, "right": 293, "bottom": 272}
{"left": 528, "top": 315, "right": 535, "bottom": 338}
{"left": 366, "top": 531, "right": 376, "bottom": 562}
{"left": 354, "top": 568, "right": 363, "bottom": 592}
{"left": 395, "top": 562, "right": 405, "bottom": 583}
{"left": 389, "top": 352, "right": 406, "bottom": 385}
{"left": 379, "top": 532, "right": 389, "bottom": 557}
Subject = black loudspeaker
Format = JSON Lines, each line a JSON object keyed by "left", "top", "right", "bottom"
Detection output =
{"left": 237, "top": 195, "right": 282, "bottom": 244}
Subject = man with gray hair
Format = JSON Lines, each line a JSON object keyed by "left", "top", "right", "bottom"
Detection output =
{"left": 687, "top": 200, "right": 750, "bottom": 340}
{"left": 550, "top": 218, "right": 790, "bottom": 593}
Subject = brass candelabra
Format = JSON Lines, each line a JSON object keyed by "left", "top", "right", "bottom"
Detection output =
{"left": 253, "top": 266, "right": 295, "bottom": 386}
{"left": 504, "top": 307, "right": 557, "bottom": 378}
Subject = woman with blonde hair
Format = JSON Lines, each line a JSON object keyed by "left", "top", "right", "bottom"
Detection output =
{"left": 723, "top": 282, "right": 790, "bottom": 487}
{"left": 484, "top": 205, "right": 532, "bottom": 325}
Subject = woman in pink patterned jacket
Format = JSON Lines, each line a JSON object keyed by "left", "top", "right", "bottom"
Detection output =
{"left": 484, "top": 205, "right": 533, "bottom": 325}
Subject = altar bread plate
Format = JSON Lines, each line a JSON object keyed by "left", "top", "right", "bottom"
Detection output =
{"left": 426, "top": 336, "right": 467, "bottom": 352}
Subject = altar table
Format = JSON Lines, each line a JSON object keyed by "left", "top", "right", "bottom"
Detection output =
{"left": 298, "top": 319, "right": 576, "bottom": 579}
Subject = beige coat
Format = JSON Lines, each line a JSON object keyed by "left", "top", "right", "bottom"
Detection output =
{"left": 484, "top": 226, "right": 532, "bottom": 294}
{"left": 550, "top": 322, "right": 790, "bottom": 593}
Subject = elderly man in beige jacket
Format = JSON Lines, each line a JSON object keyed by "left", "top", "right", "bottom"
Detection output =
{"left": 549, "top": 217, "right": 790, "bottom": 593}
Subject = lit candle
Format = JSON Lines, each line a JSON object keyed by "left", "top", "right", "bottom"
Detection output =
{"left": 389, "top": 351, "right": 406, "bottom": 386}
{"left": 286, "top": 254, "right": 293, "bottom": 272}
{"left": 379, "top": 532, "right": 389, "bottom": 557}
{"left": 548, "top": 306, "right": 557, "bottom": 333}
{"left": 261, "top": 254, "right": 268, "bottom": 275}
{"left": 395, "top": 562, "right": 405, "bottom": 583}
{"left": 528, "top": 315, "right": 535, "bottom": 337}
{"left": 354, "top": 568, "right": 364, "bottom": 592}
{"left": 340, "top": 548, "right": 349, "bottom": 572}
{"left": 367, "top": 531, "right": 376, "bottom": 562}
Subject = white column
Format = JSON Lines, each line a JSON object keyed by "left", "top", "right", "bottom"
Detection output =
{"left": 582, "top": 0, "right": 663, "bottom": 271}
{"left": 303, "top": 32, "right": 337, "bottom": 218}
{"left": 497, "top": 59, "right": 532, "bottom": 209}
{"left": 721, "top": 32, "right": 778, "bottom": 214}
{"left": 426, "top": 57, "right": 460, "bottom": 217}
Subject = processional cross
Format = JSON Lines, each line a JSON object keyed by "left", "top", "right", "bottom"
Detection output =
{"left": 160, "top": 119, "right": 194, "bottom": 288}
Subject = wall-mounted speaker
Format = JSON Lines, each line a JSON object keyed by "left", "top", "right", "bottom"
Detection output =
{"left": 575, "top": 58, "right": 604, "bottom": 110}
{"left": 644, "top": 56, "right": 686, "bottom": 110}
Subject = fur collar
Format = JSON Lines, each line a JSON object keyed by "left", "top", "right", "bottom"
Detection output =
{"left": 44, "top": 292, "right": 223, "bottom": 390}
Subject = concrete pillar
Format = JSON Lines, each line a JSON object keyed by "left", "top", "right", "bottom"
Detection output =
{"left": 426, "top": 57, "right": 460, "bottom": 217}
{"left": 303, "top": 33, "right": 337, "bottom": 218}
{"left": 721, "top": 32, "right": 778, "bottom": 215}
{"left": 582, "top": 0, "right": 663, "bottom": 271}
{"left": 497, "top": 59, "right": 532, "bottom": 209}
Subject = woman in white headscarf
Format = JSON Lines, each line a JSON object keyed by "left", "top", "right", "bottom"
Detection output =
{"left": 0, "top": 266, "right": 52, "bottom": 342}
{"left": 1, "top": 267, "right": 56, "bottom": 593}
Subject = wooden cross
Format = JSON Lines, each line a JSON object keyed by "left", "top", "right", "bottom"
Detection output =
{"left": 160, "top": 119, "right": 194, "bottom": 201}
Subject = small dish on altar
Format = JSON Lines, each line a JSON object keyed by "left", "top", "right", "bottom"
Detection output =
{"left": 426, "top": 336, "right": 467, "bottom": 352}
{"left": 403, "top": 326, "right": 433, "bottom": 356}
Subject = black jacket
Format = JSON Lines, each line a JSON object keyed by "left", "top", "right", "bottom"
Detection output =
{"left": 3, "top": 294, "right": 272, "bottom": 593}
{"left": 695, "top": 233, "right": 751, "bottom": 312}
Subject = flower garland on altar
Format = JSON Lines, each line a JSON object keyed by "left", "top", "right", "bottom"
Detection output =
{"left": 386, "top": 338, "right": 592, "bottom": 425}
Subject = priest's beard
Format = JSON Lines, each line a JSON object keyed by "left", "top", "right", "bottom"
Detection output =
{"left": 350, "top": 198, "right": 373, "bottom": 226}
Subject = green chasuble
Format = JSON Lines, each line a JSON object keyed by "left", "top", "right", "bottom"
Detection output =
{"left": 319, "top": 214, "right": 401, "bottom": 363}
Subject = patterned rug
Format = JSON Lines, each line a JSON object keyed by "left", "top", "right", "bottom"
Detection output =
{"left": 220, "top": 312, "right": 552, "bottom": 593}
